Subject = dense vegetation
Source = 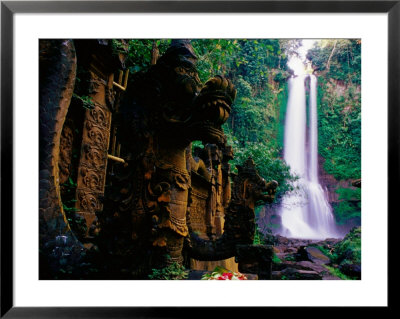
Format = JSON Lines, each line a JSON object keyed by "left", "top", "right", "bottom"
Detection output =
{"left": 191, "top": 39, "right": 299, "bottom": 199}
{"left": 316, "top": 226, "right": 361, "bottom": 279}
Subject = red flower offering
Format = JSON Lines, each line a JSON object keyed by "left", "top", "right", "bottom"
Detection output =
{"left": 201, "top": 266, "right": 248, "bottom": 280}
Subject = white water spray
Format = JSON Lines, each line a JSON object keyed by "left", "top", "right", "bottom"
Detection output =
{"left": 279, "top": 74, "right": 339, "bottom": 239}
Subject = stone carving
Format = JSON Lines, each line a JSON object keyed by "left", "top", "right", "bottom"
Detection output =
{"left": 58, "top": 121, "right": 75, "bottom": 185}
{"left": 101, "top": 40, "right": 237, "bottom": 270}
{"left": 187, "top": 157, "right": 278, "bottom": 261}
{"left": 221, "top": 145, "right": 234, "bottom": 207}
{"left": 187, "top": 188, "right": 209, "bottom": 235}
{"left": 85, "top": 120, "right": 109, "bottom": 149}
{"left": 88, "top": 106, "right": 110, "bottom": 127}
{"left": 75, "top": 69, "right": 113, "bottom": 239}
{"left": 39, "top": 39, "right": 278, "bottom": 279}
{"left": 79, "top": 167, "right": 104, "bottom": 191}
{"left": 110, "top": 40, "right": 277, "bottom": 274}
{"left": 82, "top": 144, "right": 106, "bottom": 169}
{"left": 235, "top": 244, "right": 273, "bottom": 280}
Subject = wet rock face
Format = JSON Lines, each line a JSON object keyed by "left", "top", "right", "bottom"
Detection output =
{"left": 274, "top": 267, "right": 322, "bottom": 280}
{"left": 271, "top": 236, "right": 343, "bottom": 280}
{"left": 304, "top": 246, "right": 331, "bottom": 265}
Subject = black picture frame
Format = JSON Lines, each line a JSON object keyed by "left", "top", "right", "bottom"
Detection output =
{"left": 1, "top": 0, "right": 396, "bottom": 317}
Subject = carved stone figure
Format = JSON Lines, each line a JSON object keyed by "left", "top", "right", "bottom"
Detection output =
{"left": 39, "top": 39, "right": 278, "bottom": 279}
{"left": 187, "top": 157, "right": 278, "bottom": 261}
{"left": 109, "top": 40, "right": 237, "bottom": 269}
{"left": 110, "top": 40, "right": 279, "bottom": 274}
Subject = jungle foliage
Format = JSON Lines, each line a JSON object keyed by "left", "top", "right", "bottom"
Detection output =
{"left": 316, "top": 226, "right": 361, "bottom": 279}
{"left": 191, "top": 39, "right": 299, "bottom": 200}
{"left": 307, "top": 39, "right": 361, "bottom": 85}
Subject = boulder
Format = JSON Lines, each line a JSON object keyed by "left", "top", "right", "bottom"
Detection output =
{"left": 339, "top": 263, "right": 361, "bottom": 279}
{"left": 294, "top": 246, "right": 309, "bottom": 261}
{"left": 284, "top": 247, "right": 297, "bottom": 254}
{"left": 305, "top": 246, "right": 331, "bottom": 265}
{"left": 271, "top": 271, "right": 282, "bottom": 279}
{"left": 294, "top": 260, "right": 327, "bottom": 273}
{"left": 273, "top": 246, "right": 282, "bottom": 254}
{"left": 280, "top": 267, "right": 322, "bottom": 280}
{"left": 236, "top": 244, "right": 273, "bottom": 280}
{"left": 275, "top": 235, "right": 289, "bottom": 245}
{"left": 352, "top": 179, "right": 361, "bottom": 188}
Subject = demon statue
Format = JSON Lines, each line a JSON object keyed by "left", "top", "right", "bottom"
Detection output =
{"left": 39, "top": 39, "right": 278, "bottom": 279}
{"left": 105, "top": 40, "right": 277, "bottom": 276}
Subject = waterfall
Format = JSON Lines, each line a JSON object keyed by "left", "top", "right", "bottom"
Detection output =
{"left": 279, "top": 74, "right": 339, "bottom": 239}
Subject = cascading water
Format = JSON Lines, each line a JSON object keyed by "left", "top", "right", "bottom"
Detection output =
{"left": 279, "top": 74, "right": 339, "bottom": 239}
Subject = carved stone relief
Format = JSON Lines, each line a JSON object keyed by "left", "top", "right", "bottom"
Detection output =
{"left": 75, "top": 70, "right": 113, "bottom": 238}
{"left": 58, "top": 121, "right": 74, "bottom": 185}
{"left": 188, "top": 184, "right": 209, "bottom": 237}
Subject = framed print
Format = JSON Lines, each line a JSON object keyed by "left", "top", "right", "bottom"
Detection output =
{"left": 1, "top": 0, "right": 396, "bottom": 317}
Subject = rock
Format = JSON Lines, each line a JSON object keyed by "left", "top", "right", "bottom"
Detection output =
{"left": 83, "top": 243, "right": 99, "bottom": 251}
{"left": 297, "top": 261, "right": 340, "bottom": 279}
{"left": 352, "top": 179, "right": 361, "bottom": 188}
{"left": 236, "top": 244, "right": 273, "bottom": 279}
{"left": 322, "top": 274, "right": 342, "bottom": 280}
{"left": 271, "top": 271, "right": 282, "bottom": 279}
{"left": 273, "top": 246, "right": 281, "bottom": 254}
{"left": 297, "top": 240, "right": 313, "bottom": 247}
{"left": 314, "top": 238, "right": 341, "bottom": 247}
{"left": 272, "top": 262, "right": 289, "bottom": 271}
{"left": 269, "top": 235, "right": 345, "bottom": 280}
{"left": 284, "top": 247, "right": 297, "bottom": 254}
{"left": 275, "top": 235, "right": 289, "bottom": 245}
{"left": 305, "top": 246, "right": 331, "bottom": 265}
{"left": 280, "top": 267, "right": 322, "bottom": 280}
{"left": 294, "top": 261, "right": 327, "bottom": 273}
{"left": 325, "top": 238, "right": 341, "bottom": 245}
{"left": 339, "top": 263, "right": 361, "bottom": 279}
{"left": 188, "top": 270, "right": 206, "bottom": 280}
{"left": 276, "top": 253, "right": 286, "bottom": 260}
{"left": 294, "top": 246, "right": 310, "bottom": 261}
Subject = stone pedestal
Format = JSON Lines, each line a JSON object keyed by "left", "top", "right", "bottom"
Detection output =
{"left": 235, "top": 244, "right": 273, "bottom": 280}
{"left": 190, "top": 257, "right": 238, "bottom": 272}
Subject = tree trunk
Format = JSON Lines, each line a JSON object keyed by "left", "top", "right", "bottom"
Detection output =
{"left": 326, "top": 40, "right": 337, "bottom": 71}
